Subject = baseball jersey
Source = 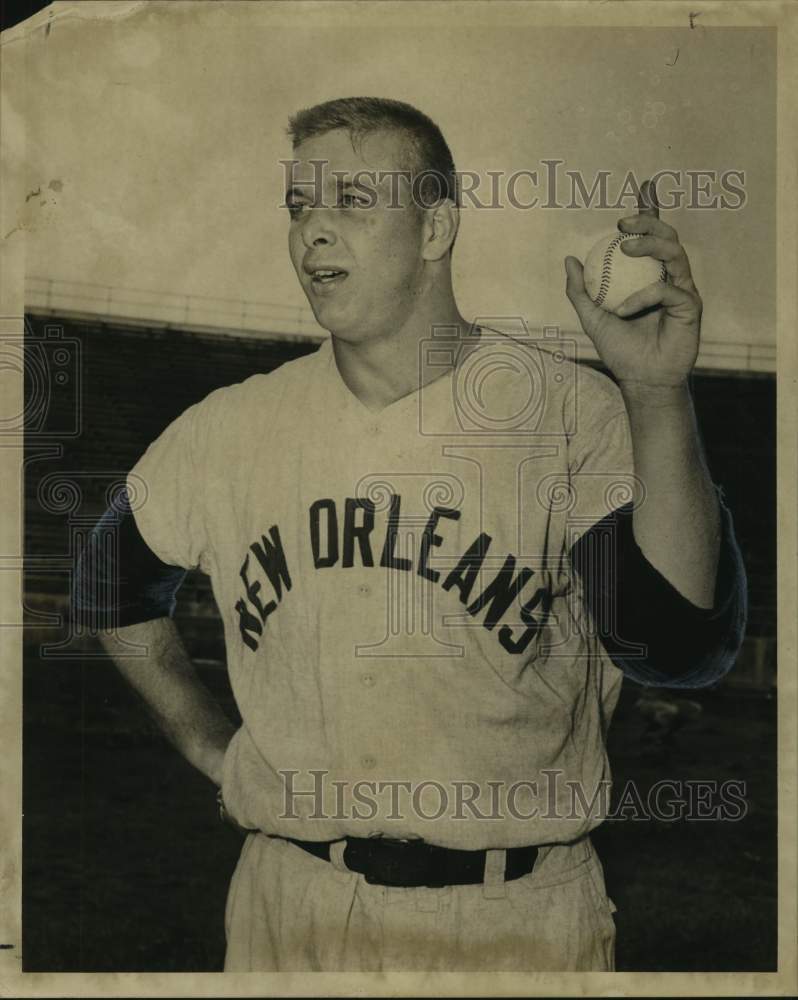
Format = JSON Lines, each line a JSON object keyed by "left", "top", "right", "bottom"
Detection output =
{"left": 127, "top": 330, "right": 687, "bottom": 849}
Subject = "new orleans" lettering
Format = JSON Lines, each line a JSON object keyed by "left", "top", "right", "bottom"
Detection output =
{"left": 234, "top": 494, "right": 552, "bottom": 656}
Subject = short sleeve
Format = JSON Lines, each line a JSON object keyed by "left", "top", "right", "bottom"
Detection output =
{"left": 127, "top": 401, "right": 209, "bottom": 571}
{"left": 567, "top": 380, "right": 636, "bottom": 536}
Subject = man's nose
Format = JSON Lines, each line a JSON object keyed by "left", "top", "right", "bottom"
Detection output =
{"left": 302, "top": 208, "right": 338, "bottom": 249}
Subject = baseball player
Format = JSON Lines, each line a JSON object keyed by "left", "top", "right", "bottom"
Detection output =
{"left": 79, "top": 97, "right": 746, "bottom": 972}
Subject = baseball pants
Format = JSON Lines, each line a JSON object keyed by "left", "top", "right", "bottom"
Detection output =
{"left": 223, "top": 832, "right": 617, "bottom": 971}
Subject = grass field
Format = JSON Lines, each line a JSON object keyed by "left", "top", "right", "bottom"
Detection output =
{"left": 22, "top": 646, "right": 777, "bottom": 972}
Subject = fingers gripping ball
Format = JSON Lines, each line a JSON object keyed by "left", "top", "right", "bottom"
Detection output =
{"left": 583, "top": 232, "right": 667, "bottom": 314}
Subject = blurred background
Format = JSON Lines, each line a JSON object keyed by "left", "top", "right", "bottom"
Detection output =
{"left": 7, "top": 1, "right": 776, "bottom": 973}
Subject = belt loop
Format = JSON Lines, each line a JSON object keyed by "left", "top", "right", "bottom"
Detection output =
{"left": 329, "top": 839, "right": 349, "bottom": 874}
{"left": 482, "top": 848, "right": 507, "bottom": 899}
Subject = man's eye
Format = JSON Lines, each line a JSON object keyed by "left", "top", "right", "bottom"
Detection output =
{"left": 340, "top": 193, "right": 367, "bottom": 209}
{"left": 286, "top": 202, "right": 308, "bottom": 219}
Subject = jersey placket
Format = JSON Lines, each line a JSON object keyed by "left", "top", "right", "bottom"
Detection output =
{"left": 317, "top": 344, "right": 452, "bottom": 800}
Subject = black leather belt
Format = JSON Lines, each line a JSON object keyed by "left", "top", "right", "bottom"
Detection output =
{"left": 275, "top": 835, "right": 539, "bottom": 888}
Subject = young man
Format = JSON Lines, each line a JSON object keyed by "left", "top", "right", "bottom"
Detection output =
{"left": 82, "top": 97, "right": 746, "bottom": 971}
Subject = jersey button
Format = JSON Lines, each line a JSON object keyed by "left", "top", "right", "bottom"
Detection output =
{"left": 361, "top": 672, "right": 376, "bottom": 687}
{"left": 358, "top": 584, "right": 371, "bottom": 597}
{"left": 361, "top": 755, "right": 377, "bottom": 770}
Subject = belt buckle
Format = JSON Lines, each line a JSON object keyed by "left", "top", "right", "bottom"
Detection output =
{"left": 352, "top": 835, "right": 436, "bottom": 887}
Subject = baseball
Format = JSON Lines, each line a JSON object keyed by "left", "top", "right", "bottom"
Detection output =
{"left": 583, "top": 231, "right": 667, "bottom": 314}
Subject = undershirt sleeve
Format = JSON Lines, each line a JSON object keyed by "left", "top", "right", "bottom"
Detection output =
{"left": 74, "top": 486, "right": 188, "bottom": 628}
{"left": 565, "top": 376, "right": 747, "bottom": 688}
{"left": 73, "top": 392, "right": 217, "bottom": 628}
{"left": 569, "top": 482, "right": 748, "bottom": 688}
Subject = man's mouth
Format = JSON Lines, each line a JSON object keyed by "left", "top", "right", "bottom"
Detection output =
{"left": 309, "top": 268, "right": 349, "bottom": 287}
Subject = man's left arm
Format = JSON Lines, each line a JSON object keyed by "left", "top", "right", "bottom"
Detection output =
{"left": 565, "top": 179, "right": 747, "bottom": 686}
{"left": 619, "top": 381, "right": 720, "bottom": 609}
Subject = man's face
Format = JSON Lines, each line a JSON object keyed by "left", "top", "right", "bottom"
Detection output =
{"left": 286, "top": 128, "right": 428, "bottom": 342}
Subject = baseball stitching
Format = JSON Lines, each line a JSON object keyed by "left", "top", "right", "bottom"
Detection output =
{"left": 594, "top": 234, "right": 667, "bottom": 308}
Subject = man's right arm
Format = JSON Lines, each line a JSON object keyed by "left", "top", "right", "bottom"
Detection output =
{"left": 76, "top": 487, "right": 236, "bottom": 787}
{"left": 98, "top": 618, "right": 236, "bottom": 786}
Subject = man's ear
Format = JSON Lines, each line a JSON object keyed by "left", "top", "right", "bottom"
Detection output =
{"left": 421, "top": 200, "right": 459, "bottom": 261}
